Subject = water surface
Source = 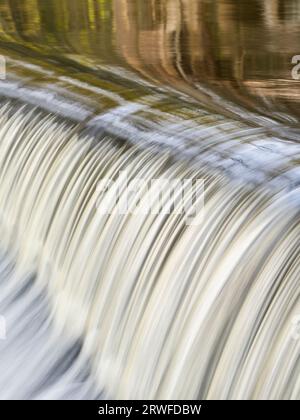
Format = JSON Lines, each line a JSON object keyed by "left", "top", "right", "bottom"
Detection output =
{"left": 1, "top": 0, "right": 300, "bottom": 124}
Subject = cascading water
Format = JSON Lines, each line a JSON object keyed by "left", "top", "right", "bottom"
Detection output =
{"left": 0, "top": 0, "right": 299, "bottom": 400}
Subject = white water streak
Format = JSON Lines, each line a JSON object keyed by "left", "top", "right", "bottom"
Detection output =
{"left": 0, "top": 103, "right": 299, "bottom": 399}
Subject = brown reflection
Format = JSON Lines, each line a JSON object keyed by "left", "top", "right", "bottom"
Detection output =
{"left": 113, "top": 0, "right": 300, "bottom": 120}
{"left": 114, "top": 0, "right": 300, "bottom": 81}
{"left": 0, "top": 0, "right": 300, "bottom": 120}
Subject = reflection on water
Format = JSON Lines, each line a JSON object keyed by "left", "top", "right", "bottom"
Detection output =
{"left": 1, "top": 0, "right": 300, "bottom": 122}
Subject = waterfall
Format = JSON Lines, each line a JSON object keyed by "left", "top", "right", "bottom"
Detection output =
{"left": 0, "top": 0, "right": 300, "bottom": 401}
{"left": 0, "top": 98, "right": 299, "bottom": 399}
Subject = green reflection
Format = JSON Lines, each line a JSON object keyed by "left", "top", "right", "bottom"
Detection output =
{"left": 0, "top": 0, "right": 300, "bottom": 112}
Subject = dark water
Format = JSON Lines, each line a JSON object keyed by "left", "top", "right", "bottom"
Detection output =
{"left": 1, "top": 0, "right": 300, "bottom": 124}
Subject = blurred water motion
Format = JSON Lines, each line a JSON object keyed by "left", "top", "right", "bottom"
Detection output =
{"left": 0, "top": 0, "right": 299, "bottom": 401}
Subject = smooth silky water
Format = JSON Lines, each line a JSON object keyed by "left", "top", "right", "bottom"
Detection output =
{"left": 0, "top": 0, "right": 299, "bottom": 399}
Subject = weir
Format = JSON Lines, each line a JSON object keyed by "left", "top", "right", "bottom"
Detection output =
{"left": 0, "top": 0, "right": 299, "bottom": 400}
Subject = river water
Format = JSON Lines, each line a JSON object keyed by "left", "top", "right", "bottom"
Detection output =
{"left": 0, "top": 0, "right": 299, "bottom": 400}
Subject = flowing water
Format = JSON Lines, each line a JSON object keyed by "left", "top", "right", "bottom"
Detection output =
{"left": 0, "top": 0, "right": 300, "bottom": 400}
